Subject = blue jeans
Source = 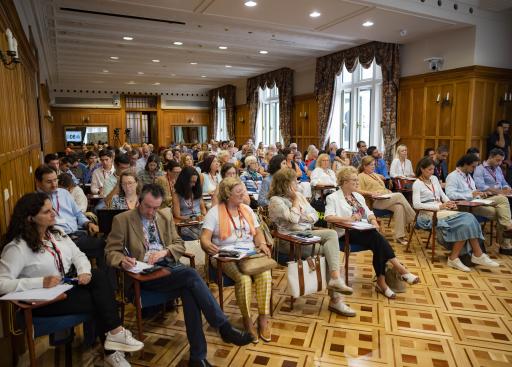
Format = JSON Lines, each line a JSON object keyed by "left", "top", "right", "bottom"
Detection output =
{"left": 141, "top": 265, "right": 227, "bottom": 361}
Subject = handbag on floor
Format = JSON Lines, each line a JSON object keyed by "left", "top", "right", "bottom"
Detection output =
{"left": 384, "top": 263, "right": 406, "bottom": 293}
{"left": 287, "top": 255, "right": 326, "bottom": 298}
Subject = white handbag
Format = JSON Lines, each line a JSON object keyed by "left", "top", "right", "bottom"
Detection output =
{"left": 287, "top": 255, "right": 327, "bottom": 298}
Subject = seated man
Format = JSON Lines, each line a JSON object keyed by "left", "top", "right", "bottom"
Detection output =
{"left": 91, "top": 149, "right": 116, "bottom": 196}
{"left": 35, "top": 165, "right": 106, "bottom": 266}
{"left": 433, "top": 145, "right": 449, "bottom": 184}
{"left": 445, "top": 153, "right": 512, "bottom": 256}
{"left": 103, "top": 153, "right": 132, "bottom": 202}
{"left": 474, "top": 148, "right": 511, "bottom": 195}
{"left": 367, "top": 146, "right": 390, "bottom": 180}
{"left": 105, "top": 184, "right": 252, "bottom": 367}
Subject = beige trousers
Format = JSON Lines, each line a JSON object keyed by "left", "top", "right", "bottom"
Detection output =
{"left": 473, "top": 195, "right": 511, "bottom": 244}
{"left": 373, "top": 193, "right": 416, "bottom": 239}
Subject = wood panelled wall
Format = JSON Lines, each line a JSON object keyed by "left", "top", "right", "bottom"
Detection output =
{"left": 398, "top": 66, "right": 512, "bottom": 171}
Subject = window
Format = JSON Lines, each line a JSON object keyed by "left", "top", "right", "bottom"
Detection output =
{"left": 215, "top": 97, "right": 228, "bottom": 141}
{"left": 255, "top": 85, "right": 282, "bottom": 146}
{"left": 327, "top": 60, "right": 382, "bottom": 151}
{"left": 126, "top": 112, "right": 151, "bottom": 144}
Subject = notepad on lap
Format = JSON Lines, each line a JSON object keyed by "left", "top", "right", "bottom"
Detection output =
{"left": 0, "top": 284, "right": 73, "bottom": 301}
{"left": 472, "top": 199, "right": 493, "bottom": 205}
{"left": 351, "top": 222, "right": 375, "bottom": 230}
{"left": 127, "top": 261, "right": 152, "bottom": 274}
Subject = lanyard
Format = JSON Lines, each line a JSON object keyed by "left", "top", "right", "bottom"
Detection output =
{"left": 457, "top": 168, "right": 475, "bottom": 190}
{"left": 226, "top": 207, "right": 246, "bottom": 239}
{"left": 43, "top": 232, "right": 65, "bottom": 276}
{"left": 52, "top": 192, "right": 60, "bottom": 216}
{"left": 400, "top": 160, "right": 406, "bottom": 175}
{"left": 422, "top": 179, "right": 439, "bottom": 202}
{"left": 485, "top": 166, "right": 498, "bottom": 183}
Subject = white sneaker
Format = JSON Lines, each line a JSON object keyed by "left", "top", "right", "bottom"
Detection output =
{"left": 327, "top": 278, "right": 353, "bottom": 295}
{"left": 447, "top": 257, "right": 471, "bottom": 272}
{"left": 104, "top": 351, "right": 131, "bottom": 367}
{"left": 104, "top": 328, "right": 144, "bottom": 353}
{"left": 471, "top": 253, "right": 499, "bottom": 267}
{"left": 328, "top": 301, "right": 356, "bottom": 317}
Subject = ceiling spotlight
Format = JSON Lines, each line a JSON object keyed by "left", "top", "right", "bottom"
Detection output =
{"left": 152, "top": 59, "right": 160, "bottom": 63}
{"left": 201, "top": 75, "right": 207, "bottom": 78}
{"left": 218, "top": 46, "right": 228, "bottom": 50}
{"left": 171, "top": 73, "right": 176, "bottom": 76}
{"left": 173, "top": 41, "right": 183, "bottom": 45}
{"left": 259, "top": 50, "right": 268, "bottom": 54}
{"left": 190, "top": 62, "right": 198, "bottom": 65}
{"left": 362, "top": 21, "right": 374, "bottom": 27}
{"left": 123, "top": 36, "right": 134, "bottom": 40}
{"left": 244, "top": 1, "right": 257, "bottom": 7}
{"left": 153, "top": 82, "right": 160, "bottom": 85}
{"left": 225, "top": 65, "right": 232, "bottom": 68}
{"left": 127, "top": 81, "right": 136, "bottom": 84}
{"left": 309, "top": 11, "right": 321, "bottom": 18}
{"left": 137, "top": 71, "right": 144, "bottom": 75}
{"left": 110, "top": 56, "right": 119, "bottom": 60}
{"left": 102, "top": 69, "right": 109, "bottom": 73}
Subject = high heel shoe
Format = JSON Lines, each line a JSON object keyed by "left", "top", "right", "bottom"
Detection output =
{"left": 257, "top": 317, "right": 271, "bottom": 342}
{"left": 375, "top": 284, "right": 396, "bottom": 299}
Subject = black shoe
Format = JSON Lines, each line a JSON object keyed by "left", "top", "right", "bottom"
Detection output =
{"left": 219, "top": 323, "right": 253, "bottom": 346}
{"left": 189, "top": 359, "right": 213, "bottom": 367}
{"left": 499, "top": 247, "right": 512, "bottom": 255}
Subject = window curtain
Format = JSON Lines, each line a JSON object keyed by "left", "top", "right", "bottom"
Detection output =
{"left": 208, "top": 84, "right": 236, "bottom": 140}
{"left": 216, "top": 97, "right": 227, "bottom": 140}
{"left": 246, "top": 67, "right": 293, "bottom": 145}
{"left": 315, "top": 41, "right": 399, "bottom": 162}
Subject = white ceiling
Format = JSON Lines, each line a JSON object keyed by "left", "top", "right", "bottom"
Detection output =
{"left": 16, "top": 0, "right": 505, "bottom": 96}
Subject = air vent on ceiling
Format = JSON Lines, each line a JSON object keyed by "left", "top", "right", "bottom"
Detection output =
{"left": 162, "top": 99, "right": 209, "bottom": 110}
{"left": 60, "top": 7, "right": 186, "bottom": 25}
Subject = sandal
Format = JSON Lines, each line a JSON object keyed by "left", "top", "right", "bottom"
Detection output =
{"left": 375, "top": 284, "right": 396, "bottom": 299}
{"left": 401, "top": 273, "right": 420, "bottom": 284}
{"left": 396, "top": 237, "right": 409, "bottom": 245}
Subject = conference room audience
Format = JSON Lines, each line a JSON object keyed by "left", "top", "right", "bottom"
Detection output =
{"left": 83, "top": 150, "right": 100, "bottom": 184}
{"left": 367, "top": 146, "right": 390, "bottom": 180}
{"left": 201, "top": 155, "right": 222, "bottom": 195}
{"left": 172, "top": 167, "right": 206, "bottom": 240}
{"left": 445, "top": 153, "right": 512, "bottom": 255}
{"left": 44, "top": 153, "right": 61, "bottom": 175}
{"left": 59, "top": 156, "right": 80, "bottom": 185}
{"left": 58, "top": 173, "right": 88, "bottom": 213}
{"left": 351, "top": 140, "right": 367, "bottom": 168}
{"left": 69, "top": 154, "right": 88, "bottom": 184}
{"left": 325, "top": 167, "right": 419, "bottom": 298}
{"left": 357, "top": 156, "right": 415, "bottom": 244}
{"left": 211, "top": 163, "right": 251, "bottom": 207}
{"left": 268, "top": 168, "right": 356, "bottom": 316}
{"left": 103, "top": 153, "right": 132, "bottom": 200}
{"left": 240, "top": 155, "right": 263, "bottom": 196}
{"left": 201, "top": 177, "right": 273, "bottom": 343}
{"left": 180, "top": 153, "right": 194, "bottom": 168}
{"left": 424, "top": 147, "right": 435, "bottom": 159}
{"left": 474, "top": 148, "right": 511, "bottom": 195}
{"left": 332, "top": 148, "right": 351, "bottom": 172}
{"left": 390, "top": 145, "right": 414, "bottom": 178}
{"left": 310, "top": 153, "right": 337, "bottom": 187}
{"left": 294, "top": 151, "right": 309, "bottom": 182}
{"left": 137, "top": 154, "right": 163, "bottom": 186}
{"left": 487, "top": 120, "right": 511, "bottom": 160}
{"left": 257, "top": 154, "right": 287, "bottom": 207}
{"left": 91, "top": 149, "right": 115, "bottom": 196}
{"left": 161, "top": 149, "right": 174, "bottom": 166}
{"left": 0, "top": 193, "right": 144, "bottom": 366}
{"left": 433, "top": 145, "right": 449, "bottom": 183}
{"left": 109, "top": 171, "right": 140, "bottom": 210}
{"left": 156, "top": 160, "right": 181, "bottom": 210}
{"left": 105, "top": 184, "right": 252, "bottom": 366}
{"left": 413, "top": 157, "right": 500, "bottom": 271}
{"left": 282, "top": 147, "right": 302, "bottom": 177}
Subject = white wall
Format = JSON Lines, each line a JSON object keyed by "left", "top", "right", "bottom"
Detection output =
{"left": 294, "top": 67, "right": 316, "bottom": 96}
{"left": 400, "top": 26, "right": 476, "bottom": 77}
{"left": 474, "top": 18, "right": 512, "bottom": 70}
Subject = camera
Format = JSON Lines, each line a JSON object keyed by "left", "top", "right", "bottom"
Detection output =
{"left": 113, "top": 128, "right": 120, "bottom": 137}
{"left": 424, "top": 57, "right": 443, "bottom": 72}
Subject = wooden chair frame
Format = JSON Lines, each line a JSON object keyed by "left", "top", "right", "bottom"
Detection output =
{"left": 406, "top": 209, "right": 438, "bottom": 262}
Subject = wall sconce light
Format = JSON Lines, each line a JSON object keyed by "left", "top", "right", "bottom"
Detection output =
{"left": 1, "top": 29, "right": 20, "bottom": 69}
{"left": 499, "top": 92, "right": 512, "bottom": 105}
{"left": 81, "top": 116, "right": 90, "bottom": 123}
{"left": 440, "top": 92, "right": 451, "bottom": 106}
{"left": 238, "top": 116, "right": 245, "bottom": 123}
{"left": 187, "top": 118, "right": 194, "bottom": 123}
{"left": 435, "top": 93, "right": 441, "bottom": 103}
{"left": 299, "top": 111, "right": 308, "bottom": 119}
{"left": 44, "top": 110, "right": 54, "bottom": 123}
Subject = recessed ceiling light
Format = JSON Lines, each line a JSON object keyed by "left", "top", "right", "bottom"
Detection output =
{"left": 362, "top": 21, "right": 374, "bottom": 27}
{"left": 102, "top": 69, "right": 109, "bottom": 73}
{"left": 259, "top": 50, "right": 268, "bottom": 54}
{"left": 153, "top": 82, "right": 160, "bottom": 85}
{"left": 201, "top": 75, "right": 207, "bottom": 78}
{"left": 123, "top": 36, "right": 134, "bottom": 40}
{"left": 218, "top": 46, "right": 228, "bottom": 50}
{"left": 225, "top": 65, "right": 232, "bottom": 68}
{"left": 171, "top": 73, "right": 176, "bottom": 76}
{"left": 309, "top": 11, "right": 321, "bottom": 18}
{"left": 152, "top": 59, "right": 160, "bottom": 63}
{"left": 110, "top": 56, "right": 119, "bottom": 60}
{"left": 173, "top": 41, "right": 183, "bottom": 45}
{"left": 244, "top": 1, "right": 257, "bottom": 7}
{"left": 190, "top": 62, "right": 198, "bottom": 65}
{"left": 127, "top": 81, "right": 136, "bottom": 84}
{"left": 137, "top": 71, "right": 144, "bottom": 75}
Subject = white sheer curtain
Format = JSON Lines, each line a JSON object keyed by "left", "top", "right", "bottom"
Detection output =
{"left": 326, "top": 74, "right": 342, "bottom": 147}
{"left": 215, "top": 97, "right": 228, "bottom": 141}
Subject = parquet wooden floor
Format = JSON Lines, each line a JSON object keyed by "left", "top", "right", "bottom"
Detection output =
{"left": 26, "top": 225, "right": 512, "bottom": 367}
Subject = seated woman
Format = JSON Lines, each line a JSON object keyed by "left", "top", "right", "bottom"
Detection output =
{"left": 257, "top": 154, "right": 287, "bottom": 207}
{"left": 358, "top": 156, "right": 416, "bottom": 245}
{"left": 282, "top": 148, "right": 302, "bottom": 178}
{"left": 212, "top": 163, "right": 250, "bottom": 207}
{"left": 201, "top": 177, "right": 273, "bottom": 343}
{"left": 200, "top": 155, "right": 222, "bottom": 195}
{"left": 268, "top": 168, "right": 356, "bottom": 316}
{"left": 137, "top": 154, "right": 163, "bottom": 186}
{"left": 0, "top": 193, "right": 143, "bottom": 365}
{"left": 110, "top": 171, "right": 140, "bottom": 210}
{"left": 310, "top": 153, "right": 337, "bottom": 187}
{"left": 173, "top": 167, "right": 207, "bottom": 240}
{"left": 155, "top": 160, "right": 182, "bottom": 209}
{"left": 413, "top": 157, "right": 499, "bottom": 272}
{"left": 180, "top": 153, "right": 194, "bottom": 168}
{"left": 332, "top": 148, "right": 350, "bottom": 172}
{"left": 325, "top": 167, "right": 420, "bottom": 299}
{"left": 390, "top": 144, "right": 415, "bottom": 178}
{"left": 58, "top": 172, "right": 87, "bottom": 213}
{"left": 240, "top": 156, "right": 263, "bottom": 199}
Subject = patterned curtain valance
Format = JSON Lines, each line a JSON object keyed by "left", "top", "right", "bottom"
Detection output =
{"left": 208, "top": 84, "right": 236, "bottom": 140}
{"left": 314, "top": 41, "right": 399, "bottom": 161}
{"left": 246, "top": 67, "right": 293, "bottom": 145}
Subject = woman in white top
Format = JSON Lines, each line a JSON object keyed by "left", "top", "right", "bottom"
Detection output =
{"left": 200, "top": 155, "right": 222, "bottom": 195}
{"left": 412, "top": 157, "right": 498, "bottom": 272}
{"left": 311, "top": 153, "right": 337, "bottom": 186}
{"left": 0, "top": 193, "right": 143, "bottom": 365}
{"left": 325, "top": 166, "right": 419, "bottom": 299}
{"left": 390, "top": 144, "right": 414, "bottom": 178}
{"left": 201, "top": 177, "right": 272, "bottom": 343}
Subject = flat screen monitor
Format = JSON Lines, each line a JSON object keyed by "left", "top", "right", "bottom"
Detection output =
{"left": 65, "top": 130, "right": 82, "bottom": 143}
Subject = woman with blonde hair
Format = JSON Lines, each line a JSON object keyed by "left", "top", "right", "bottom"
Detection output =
{"left": 310, "top": 153, "right": 337, "bottom": 187}
{"left": 325, "top": 166, "right": 420, "bottom": 299}
{"left": 201, "top": 177, "right": 273, "bottom": 343}
{"left": 390, "top": 144, "right": 414, "bottom": 178}
{"left": 358, "top": 156, "right": 415, "bottom": 244}
{"left": 180, "top": 153, "right": 194, "bottom": 168}
{"left": 268, "top": 168, "right": 356, "bottom": 316}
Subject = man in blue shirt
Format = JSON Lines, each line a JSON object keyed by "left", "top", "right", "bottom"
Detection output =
{"left": 35, "top": 165, "right": 106, "bottom": 267}
{"left": 474, "top": 148, "right": 512, "bottom": 195}
{"left": 433, "top": 145, "right": 449, "bottom": 183}
{"left": 351, "top": 141, "right": 367, "bottom": 168}
{"left": 367, "top": 146, "right": 390, "bottom": 180}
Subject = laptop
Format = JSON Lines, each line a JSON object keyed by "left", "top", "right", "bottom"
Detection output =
{"left": 97, "top": 209, "right": 127, "bottom": 236}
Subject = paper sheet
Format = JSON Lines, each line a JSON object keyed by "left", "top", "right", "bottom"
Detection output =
{"left": 0, "top": 284, "right": 73, "bottom": 301}
{"left": 127, "top": 261, "right": 152, "bottom": 274}
{"left": 351, "top": 222, "right": 375, "bottom": 230}
{"left": 472, "top": 199, "right": 493, "bottom": 205}
{"left": 213, "top": 245, "right": 257, "bottom": 260}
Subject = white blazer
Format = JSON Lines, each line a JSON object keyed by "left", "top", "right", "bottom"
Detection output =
{"left": 325, "top": 190, "right": 374, "bottom": 237}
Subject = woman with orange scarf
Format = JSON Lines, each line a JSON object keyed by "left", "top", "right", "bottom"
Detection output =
{"left": 201, "top": 177, "right": 273, "bottom": 344}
